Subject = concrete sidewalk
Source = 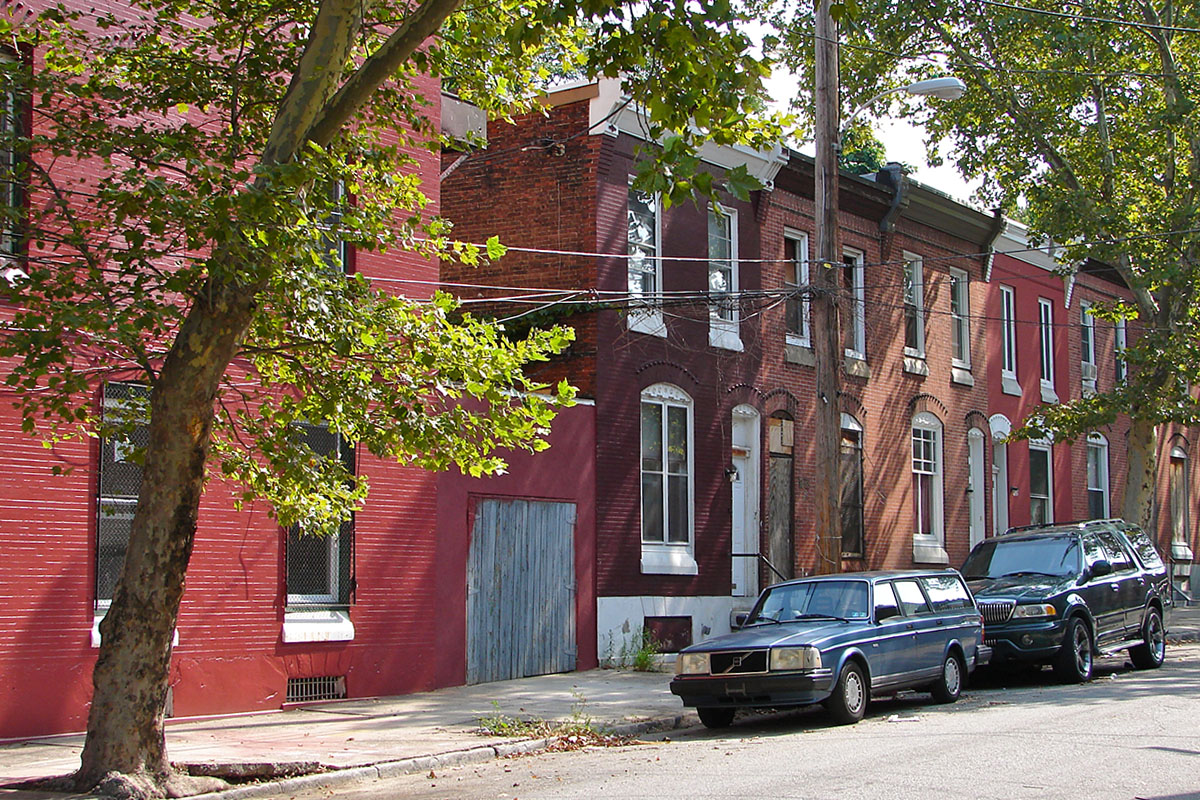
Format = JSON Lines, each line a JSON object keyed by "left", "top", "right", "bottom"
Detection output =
{"left": 3, "top": 603, "right": 1199, "bottom": 799}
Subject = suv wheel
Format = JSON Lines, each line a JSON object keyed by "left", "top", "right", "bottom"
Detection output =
{"left": 825, "top": 662, "right": 867, "bottom": 724}
{"left": 930, "top": 652, "right": 964, "bottom": 704}
{"left": 1130, "top": 607, "right": 1166, "bottom": 670}
{"left": 1053, "top": 616, "right": 1094, "bottom": 683}
{"left": 696, "top": 707, "right": 736, "bottom": 729}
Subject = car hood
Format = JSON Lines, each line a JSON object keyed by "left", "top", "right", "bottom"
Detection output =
{"left": 683, "top": 620, "right": 863, "bottom": 652}
{"left": 968, "top": 574, "right": 1076, "bottom": 600}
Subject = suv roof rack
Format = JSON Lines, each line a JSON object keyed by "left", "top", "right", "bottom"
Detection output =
{"left": 1002, "top": 518, "right": 1123, "bottom": 535}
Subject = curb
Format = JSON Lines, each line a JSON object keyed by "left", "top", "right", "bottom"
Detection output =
{"left": 194, "top": 715, "right": 695, "bottom": 800}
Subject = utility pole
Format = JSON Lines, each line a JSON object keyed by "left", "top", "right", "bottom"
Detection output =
{"left": 811, "top": 0, "right": 843, "bottom": 575}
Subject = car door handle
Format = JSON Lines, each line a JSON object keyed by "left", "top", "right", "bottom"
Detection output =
{"left": 905, "top": 623, "right": 915, "bottom": 630}
{"left": 936, "top": 619, "right": 945, "bottom": 625}
{"left": 1111, "top": 584, "right": 1120, "bottom": 591}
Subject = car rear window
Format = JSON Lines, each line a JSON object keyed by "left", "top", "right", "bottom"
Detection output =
{"left": 919, "top": 575, "right": 974, "bottom": 611}
{"left": 1120, "top": 526, "right": 1165, "bottom": 570}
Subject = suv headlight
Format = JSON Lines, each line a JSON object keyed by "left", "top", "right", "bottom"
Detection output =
{"left": 1011, "top": 603, "right": 1057, "bottom": 619}
{"left": 770, "top": 646, "right": 822, "bottom": 672}
{"left": 677, "top": 652, "right": 710, "bottom": 676}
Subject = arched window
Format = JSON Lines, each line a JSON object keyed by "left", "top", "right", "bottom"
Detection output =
{"left": 911, "top": 412, "right": 947, "bottom": 563}
{"left": 640, "top": 384, "right": 696, "bottom": 574}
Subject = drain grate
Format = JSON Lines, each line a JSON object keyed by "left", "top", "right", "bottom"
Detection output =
{"left": 286, "top": 675, "right": 346, "bottom": 703}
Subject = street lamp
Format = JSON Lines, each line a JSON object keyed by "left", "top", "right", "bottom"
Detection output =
{"left": 810, "top": 23, "right": 967, "bottom": 576}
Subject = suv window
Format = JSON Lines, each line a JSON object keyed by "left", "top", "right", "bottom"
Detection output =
{"left": 962, "top": 535, "right": 1080, "bottom": 579}
{"left": 1120, "top": 525, "right": 1164, "bottom": 570}
{"left": 920, "top": 574, "right": 973, "bottom": 611}
{"left": 1082, "top": 533, "right": 1107, "bottom": 572}
{"left": 893, "top": 579, "right": 932, "bottom": 615}
{"left": 1095, "top": 529, "right": 1134, "bottom": 572}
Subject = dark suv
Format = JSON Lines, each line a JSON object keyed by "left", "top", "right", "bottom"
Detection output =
{"left": 962, "top": 520, "right": 1170, "bottom": 682}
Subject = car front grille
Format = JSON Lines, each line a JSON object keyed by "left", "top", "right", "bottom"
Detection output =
{"left": 978, "top": 600, "right": 1016, "bottom": 625}
{"left": 709, "top": 649, "right": 769, "bottom": 675}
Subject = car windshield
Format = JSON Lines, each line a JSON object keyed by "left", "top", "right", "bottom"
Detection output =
{"left": 962, "top": 536, "right": 1080, "bottom": 580}
{"left": 746, "top": 580, "right": 870, "bottom": 624}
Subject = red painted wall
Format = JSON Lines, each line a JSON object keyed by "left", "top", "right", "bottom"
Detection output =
{"left": 0, "top": 22, "right": 463, "bottom": 738}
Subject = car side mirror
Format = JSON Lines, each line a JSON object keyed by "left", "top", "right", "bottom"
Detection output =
{"left": 732, "top": 612, "right": 748, "bottom": 630}
{"left": 1089, "top": 560, "right": 1113, "bottom": 579}
{"left": 876, "top": 606, "right": 901, "bottom": 622}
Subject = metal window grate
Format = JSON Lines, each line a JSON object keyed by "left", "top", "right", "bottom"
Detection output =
{"left": 286, "top": 675, "right": 346, "bottom": 704}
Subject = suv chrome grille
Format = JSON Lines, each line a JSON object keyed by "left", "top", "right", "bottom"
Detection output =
{"left": 709, "top": 649, "right": 769, "bottom": 675}
{"left": 978, "top": 600, "right": 1016, "bottom": 624}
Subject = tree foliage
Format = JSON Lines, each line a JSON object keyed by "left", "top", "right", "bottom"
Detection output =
{"left": 769, "top": 0, "right": 1200, "bottom": 524}
{"left": 0, "top": 0, "right": 786, "bottom": 795}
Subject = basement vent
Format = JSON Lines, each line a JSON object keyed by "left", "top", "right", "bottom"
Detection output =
{"left": 286, "top": 675, "right": 347, "bottom": 703}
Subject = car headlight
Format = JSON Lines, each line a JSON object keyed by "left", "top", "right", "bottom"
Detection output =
{"left": 769, "top": 646, "right": 822, "bottom": 671}
{"left": 1011, "top": 603, "right": 1057, "bottom": 619}
{"left": 676, "top": 652, "right": 710, "bottom": 676}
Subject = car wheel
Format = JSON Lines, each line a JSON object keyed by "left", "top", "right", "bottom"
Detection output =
{"left": 825, "top": 662, "right": 867, "bottom": 725}
{"left": 930, "top": 652, "right": 964, "bottom": 704}
{"left": 696, "top": 706, "right": 736, "bottom": 729}
{"left": 1130, "top": 607, "right": 1166, "bottom": 670}
{"left": 1053, "top": 616, "right": 1094, "bottom": 683}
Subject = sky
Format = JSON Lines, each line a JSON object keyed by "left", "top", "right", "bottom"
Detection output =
{"left": 763, "top": 71, "right": 984, "bottom": 208}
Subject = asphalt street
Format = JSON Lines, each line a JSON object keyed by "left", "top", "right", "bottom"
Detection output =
{"left": 266, "top": 644, "right": 1200, "bottom": 800}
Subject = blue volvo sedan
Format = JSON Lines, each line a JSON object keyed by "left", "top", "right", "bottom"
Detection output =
{"left": 670, "top": 570, "right": 990, "bottom": 728}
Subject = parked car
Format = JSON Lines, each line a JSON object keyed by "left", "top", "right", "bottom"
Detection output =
{"left": 962, "top": 519, "right": 1170, "bottom": 683}
{"left": 669, "top": 570, "right": 990, "bottom": 728}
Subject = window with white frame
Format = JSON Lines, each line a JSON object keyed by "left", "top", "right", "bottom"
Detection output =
{"left": 626, "top": 184, "right": 664, "bottom": 335}
{"left": 843, "top": 249, "right": 866, "bottom": 360}
{"left": 1, "top": 50, "right": 23, "bottom": 256}
{"left": 1038, "top": 298, "right": 1056, "bottom": 400}
{"left": 903, "top": 253, "right": 925, "bottom": 358}
{"left": 949, "top": 268, "right": 971, "bottom": 368}
{"left": 1001, "top": 285, "right": 1018, "bottom": 381}
{"left": 911, "top": 412, "right": 945, "bottom": 560}
{"left": 286, "top": 423, "right": 356, "bottom": 607}
{"left": 1086, "top": 433, "right": 1109, "bottom": 519}
{"left": 640, "top": 383, "right": 696, "bottom": 574}
{"left": 1080, "top": 301, "right": 1097, "bottom": 393}
{"left": 97, "top": 382, "right": 150, "bottom": 607}
{"left": 1029, "top": 441, "right": 1053, "bottom": 525}
{"left": 708, "top": 204, "right": 741, "bottom": 350}
{"left": 784, "top": 231, "right": 809, "bottom": 346}
{"left": 1115, "top": 318, "right": 1128, "bottom": 384}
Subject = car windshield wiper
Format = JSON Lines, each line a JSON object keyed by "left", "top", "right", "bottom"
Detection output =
{"left": 745, "top": 616, "right": 782, "bottom": 626}
{"left": 998, "top": 570, "right": 1062, "bottom": 579}
{"left": 964, "top": 574, "right": 994, "bottom": 580}
{"left": 792, "top": 613, "right": 849, "bottom": 622}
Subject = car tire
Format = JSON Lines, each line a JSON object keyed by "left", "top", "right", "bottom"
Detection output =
{"left": 696, "top": 706, "right": 736, "bottom": 729}
{"left": 930, "top": 652, "right": 964, "bottom": 704}
{"left": 1130, "top": 607, "right": 1166, "bottom": 670}
{"left": 825, "top": 662, "right": 867, "bottom": 725}
{"left": 1053, "top": 616, "right": 1094, "bottom": 683}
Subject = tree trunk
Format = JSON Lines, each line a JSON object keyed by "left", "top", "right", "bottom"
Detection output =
{"left": 74, "top": 281, "right": 258, "bottom": 797}
{"left": 1123, "top": 416, "right": 1157, "bottom": 532}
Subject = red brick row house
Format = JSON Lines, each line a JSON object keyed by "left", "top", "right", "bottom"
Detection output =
{"left": 440, "top": 80, "right": 1008, "bottom": 659}
{"left": 988, "top": 221, "right": 1198, "bottom": 600}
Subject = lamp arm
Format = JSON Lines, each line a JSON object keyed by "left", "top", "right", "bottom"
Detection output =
{"left": 839, "top": 85, "right": 908, "bottom": 149}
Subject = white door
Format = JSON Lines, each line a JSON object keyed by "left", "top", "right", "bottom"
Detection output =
{"left": 992, "top": 440, "right": 1009, "bottom": 536}
{"left": 732, "top": 406, "right": 760, "bottom": 597}
{"left": 968, "top": 429, "right": 986, "bottom": 548}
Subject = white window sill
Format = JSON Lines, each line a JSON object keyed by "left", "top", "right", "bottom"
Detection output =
{"left": 282, "top": 609, "right": 355, "bottom": 643}
{"left": 1040, "top": 382, "right": 1059, "bottom": 404}
{"left": 709, "top": 325, "right": 743, "bottom": 352}
{"left": 786, "top": 333, "right": 810, "bottom": 349}
{"left": 641, "top": 546, "right": 699, "bottom": 575}
{"left": 903, "top": 356, "right": 929, "bottom": 377}
{"left": 912, "top": 540, "right": 950, "bottom": 565}
{"left": 1001, "top": 374, "right": 1022, "bottom": 396}
{"left": 844, "top": 355, "right": 871, "bottom": 379}
{"left": 92, "top": 610, "right": 179, "bottom": 649}
{"left": 951, "top": 366, "right": 975, "bottom": 387}
{"left": 628, "top": 310, "right": 666, "bottom": 337}
{"left": 1171, "top": 543, "right": 1195, "bottom": 562}
{"left": 785, "top": 343, "right": 815, "bottom": 367}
